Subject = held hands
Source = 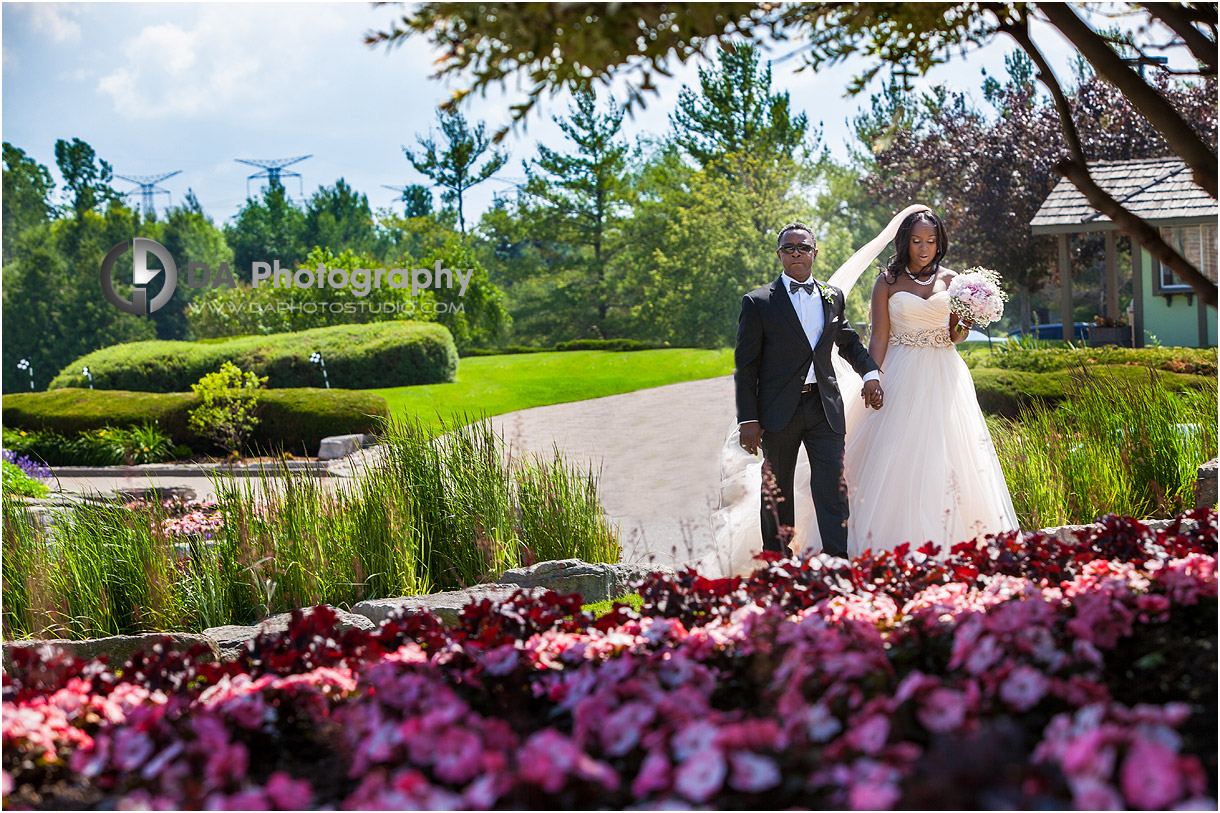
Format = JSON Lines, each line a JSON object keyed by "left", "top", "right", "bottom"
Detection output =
{"left": 862, "top": 379, "right": 884, "bottom": 410}
{"left": 739, "top": 422, "right": 763, "bottom": 456}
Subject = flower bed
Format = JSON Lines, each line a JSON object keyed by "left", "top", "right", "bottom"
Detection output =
{"left": 4, "top": 511, "right": 1216, "bottom": 810}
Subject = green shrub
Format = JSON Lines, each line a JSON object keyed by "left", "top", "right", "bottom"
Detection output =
{"left": 187, "top": 363, "right": 267, "bottom": 457}
{"left": 2, "top": 461, "right": 48, "bottom": 498}
{"left": 461, "top": 339, "right": 668, "bottom": 357}
{"left": 971, "top": 365, "right": 1212, "bottom": 418}
{"left": 47, "top": 322, "right": 458, "bottom": 393}
{"left": 3, "top": 388, "right": 389, "bottom": 457}
{"left": 554, "top": 338, "right": 665, "bottom": 352}
{"left": 960, "top": 344, "right": 1217, "bottom": 376}
{"left": 0, "top": 423, "right": 178, "bottom": 468}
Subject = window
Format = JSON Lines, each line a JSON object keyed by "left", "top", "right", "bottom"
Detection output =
{"left": 1158, "top": 224, "right": 1217, "bottom": 293}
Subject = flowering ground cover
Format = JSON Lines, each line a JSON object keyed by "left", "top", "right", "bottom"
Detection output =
{"left": 4, "top": 510, "right": 1215, "bottom": 810}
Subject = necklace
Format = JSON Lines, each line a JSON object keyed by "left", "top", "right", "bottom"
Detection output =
{"left": 905, "top": 266, "right": 936, "bottom": 286}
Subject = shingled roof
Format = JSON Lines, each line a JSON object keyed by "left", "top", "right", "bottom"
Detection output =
{"left": 1030, "top": 156, "right": 1217, "bottom": 234}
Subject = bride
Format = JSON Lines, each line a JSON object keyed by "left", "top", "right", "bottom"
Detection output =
{"left": 707, "top": 205, "right": 1018, "bottom": 576}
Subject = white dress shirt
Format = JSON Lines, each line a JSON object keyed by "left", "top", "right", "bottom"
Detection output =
{"left": 738, "top": 275, "right": 879, "bottom": 428}
{"left": 782, "top": 273, "right": 881, "bottom": 387}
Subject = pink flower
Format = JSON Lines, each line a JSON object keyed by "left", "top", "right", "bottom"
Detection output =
{"left": 728, "top": 751, "right": 781, "bottom": 793}
{"left": 601, "top": 701, "right": 655, "bottom": 757}
{"left": 673, "top": 747, "right": 726, "bottom": 803}
{"left": 1000, "top": 665, "right": 1049, "bottom": 712}
{"left": 799, "top": 702, "right": 842, "bottom": 743}
{"left": 205, "top": 741, "right": 249, "bottom": 791}
{"left": 432, "top": 727, "right": 483, "bottom": 784}
{"left": 1070, "top": 777, "right": 1124, "bottom": 810}
{"left": 844, "top": 714, "right": 890, "bottom": 754}
{"left": 632, "top": 748, "right": 671, "bottom": 797}
{"left": 1121, "top": 738, "right": 1184, "bottom": 809}
{"left": 481, "top": 644, "right": 520, "bottom": 676}
{"left": 517, "top": 729, "right": 578, "bottom": 793}
{"left": 265, "top": 772, "right": 313, "bottom": 810}
{"left": 112, "top": 728, "right": 155, "bottom": 773}
{"left": 917, "top": 688, "right": 966, "bottom": 734}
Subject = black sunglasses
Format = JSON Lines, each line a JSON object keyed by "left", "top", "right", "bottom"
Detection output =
{"left": 778, "top": 243, "right": 815, "bottom": 255}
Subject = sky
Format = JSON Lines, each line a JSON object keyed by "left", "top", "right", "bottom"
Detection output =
{"left": 0, "top": 2, "right": 1190, "bottom": 227}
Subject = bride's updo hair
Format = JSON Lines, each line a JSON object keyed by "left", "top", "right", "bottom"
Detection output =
{"left": 883, "top": 210, "right": 948, "bottom": 283}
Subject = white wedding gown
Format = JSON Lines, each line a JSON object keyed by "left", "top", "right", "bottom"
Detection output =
{"left": 705, "top": 207, "right": 1018, "bottom": 577}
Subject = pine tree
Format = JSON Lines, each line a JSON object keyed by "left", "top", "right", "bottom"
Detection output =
{"left": 522, "top": 88, "right": 631, "bottom": 336}
{"left": 404, "top": 109, "right": 507, "bottom": 234}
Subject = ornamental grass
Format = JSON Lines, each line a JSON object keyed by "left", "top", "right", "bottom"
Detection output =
{"left": 1, "top": 416, "right": 619, "bottom": 640}
{"left": 991, "top": 364, "right": 1217, "bottom": 529}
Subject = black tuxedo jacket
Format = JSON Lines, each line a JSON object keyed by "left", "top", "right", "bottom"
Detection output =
{"left": 734, "top": 276, "right": 879, "bottom": 435}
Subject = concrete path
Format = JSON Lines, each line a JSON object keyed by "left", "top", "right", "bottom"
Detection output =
{"left": 43, "top": 376, "right": 739, "bottom": 570}
{"left": 490, "top": 375, "right": 737, "bottom": 569}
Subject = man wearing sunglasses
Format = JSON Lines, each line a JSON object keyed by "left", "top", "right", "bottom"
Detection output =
{"left": 734, "top": 222, "right": 883, "bottom": 560}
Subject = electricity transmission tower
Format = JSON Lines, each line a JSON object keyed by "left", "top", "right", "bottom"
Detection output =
{"left": 235, "top": 155, "right": 311, "bottom": 199}
{"left": 115, "top": 170, "right": 182, "bottom": 218}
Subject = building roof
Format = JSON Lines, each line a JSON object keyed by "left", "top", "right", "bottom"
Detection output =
{"left": 1030, "top": 156, "right": 1217, "bottom": 234}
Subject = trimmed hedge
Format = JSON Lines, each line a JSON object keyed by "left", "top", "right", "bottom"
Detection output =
{"left": 461, "top": 338, "right": 667, "bottom": 357}
{"left": 1, "top": 387, "right": 389, "bottom": 457}
{"left": 960, "top": 344, "right": 1217, "bottom": 376}
{"left": 48, "top": 322, "right": 457, "bottom": 393}
{"left": 972, "top": 365, "right": 1213, "bottom": 418}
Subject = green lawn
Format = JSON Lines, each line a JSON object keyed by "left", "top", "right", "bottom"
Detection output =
{"left": 371, "top": 348, "right": 734, "bottom": 426}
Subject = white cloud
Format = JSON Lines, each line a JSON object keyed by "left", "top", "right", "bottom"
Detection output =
{"left": 28, "top": 4, "right": 81, "bottom": 44}
{"left": 97, "top": 17, "right": 259, "bottom": 118}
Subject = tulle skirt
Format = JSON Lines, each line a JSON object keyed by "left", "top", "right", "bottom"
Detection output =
{"left": 707, "top": 345, "right": 1018, "bottom": 577}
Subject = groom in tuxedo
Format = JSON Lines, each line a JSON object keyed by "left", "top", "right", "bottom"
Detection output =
{"left": 735, "top": 222, "right": 884, "bottom": 559}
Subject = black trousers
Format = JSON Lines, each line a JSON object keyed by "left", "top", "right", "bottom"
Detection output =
{"left": 759, "top": 388, "right": 849, "bottom": 558}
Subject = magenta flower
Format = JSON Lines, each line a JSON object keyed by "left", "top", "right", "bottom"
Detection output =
{"left": 673, "top": 747, "right": 727, "bottom": 803}
{"left": 1000, "top": 665, "right": 1050, "bottom": 712}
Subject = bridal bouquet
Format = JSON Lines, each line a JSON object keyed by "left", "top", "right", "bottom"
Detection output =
{"left": 948, "top": 266, "right": 1007, "bottom": 327}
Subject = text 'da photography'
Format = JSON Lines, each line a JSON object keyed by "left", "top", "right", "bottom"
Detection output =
{"left": 2, "top": 2, "right": 1216, "bottom": 811}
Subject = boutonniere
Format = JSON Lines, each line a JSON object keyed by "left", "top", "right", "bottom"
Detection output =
{"left": 820, "top": 285, "right": 837, "bottom": 306}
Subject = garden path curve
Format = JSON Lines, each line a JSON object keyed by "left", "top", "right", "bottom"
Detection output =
{"left": 489, "top": 375, "right": 736, "bottom": 570}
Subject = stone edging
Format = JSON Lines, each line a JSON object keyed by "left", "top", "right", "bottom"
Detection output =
{"left": 4, "top": 515, "right": 1211, "bottom": 670}
{"left": 2, "top": 559, "right": 672, "bottom": 668}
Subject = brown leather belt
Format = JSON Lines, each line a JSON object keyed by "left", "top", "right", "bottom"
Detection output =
{"left": 801, "top": 382, "right": 817, "bottom": 393}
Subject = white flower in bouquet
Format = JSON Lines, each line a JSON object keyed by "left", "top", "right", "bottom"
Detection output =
{"left": 948, "top": 267, "right": 1007, "bottom": 327}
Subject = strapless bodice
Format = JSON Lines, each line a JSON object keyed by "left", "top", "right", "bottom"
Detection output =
{"left": 888, "top": 290, "right": 952, "bottom": 347}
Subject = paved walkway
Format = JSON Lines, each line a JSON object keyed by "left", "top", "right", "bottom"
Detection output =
{"left": 44, "top": 376, "right": 740, "bottom": 570}
{"left": 490, "top": 376, "right": 737, "bottom": 569}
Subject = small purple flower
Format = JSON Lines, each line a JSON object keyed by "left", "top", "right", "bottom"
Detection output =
{"left": 2, "top": 449, "right": 51, "bottom": 481}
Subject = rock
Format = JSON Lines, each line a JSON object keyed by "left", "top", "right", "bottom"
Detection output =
{"left": 1195, "top": 458, "right": 1218, "bottom": 508}
{"left": 113, "top": 486, "right": 197, "bottom": 504}
{"left": 1037, "top": 523, "right": 1096, "bottom": 545}
{"left": 317, "top": 434, "right": 378, "bottom": 462}
{"left": 3, "top": 632, "right": 220, "bottom": 672}
{"left": 352, "top": 584, "right": 544, "bottom": 627}
{"left": 496, "top": 559, "right": 672, "bottom": 604}
{"left": 203, "top": 605, "right": 376, "bottom": 661}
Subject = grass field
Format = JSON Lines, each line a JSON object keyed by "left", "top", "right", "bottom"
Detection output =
{"left": 370, "top": 348, "right": 735, "bottom": 427}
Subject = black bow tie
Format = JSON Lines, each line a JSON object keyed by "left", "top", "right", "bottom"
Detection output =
{"left": 789, "top": 280, "right": 817, "bottom": 295}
